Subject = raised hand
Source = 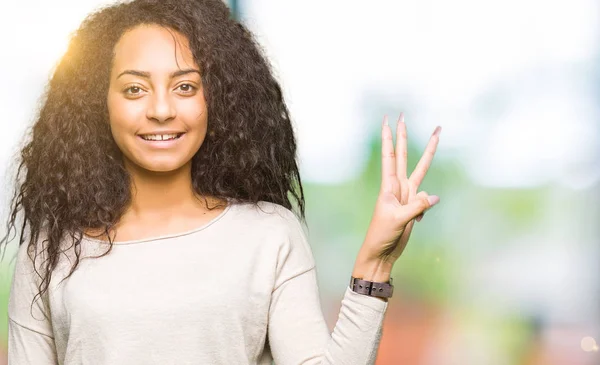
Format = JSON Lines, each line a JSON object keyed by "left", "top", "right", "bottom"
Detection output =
{"left": 359, "top": 113, "right": 441, "bottom": 266}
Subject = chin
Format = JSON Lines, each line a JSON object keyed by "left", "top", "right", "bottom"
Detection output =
{"left": 125, "top": 157, "right": 190, "bottom": 174}
{"left": 145, "top": 162, "right": 188, "bottom": 173}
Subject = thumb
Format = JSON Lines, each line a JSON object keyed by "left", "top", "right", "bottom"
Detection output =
{"left": 399, "top": 192, "right": 440, "bottom": 222}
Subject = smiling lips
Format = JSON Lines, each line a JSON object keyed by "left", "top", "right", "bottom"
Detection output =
{"left": 137, "top": 133, "right": 186, "bottom": 148}
{"left": 139, "top": 133, "right": 184, "bottom": 141}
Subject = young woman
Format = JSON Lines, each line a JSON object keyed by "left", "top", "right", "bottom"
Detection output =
{"left": 3, "top": 0, "right": 441, "bottom": 363}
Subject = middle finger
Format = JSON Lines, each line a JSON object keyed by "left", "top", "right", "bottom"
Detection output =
{"left": 395, "top": 112, "right": 408, "bottom": 181}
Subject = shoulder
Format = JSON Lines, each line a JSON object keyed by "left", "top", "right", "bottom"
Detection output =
{"left": 224, "top": 201, "right": 315, "bottom": 273}
{"left": 228, "top": 200, "right": 310, "bottom": 251}
{"left": 231, "top": 200, "right": 305, "bottom": 231}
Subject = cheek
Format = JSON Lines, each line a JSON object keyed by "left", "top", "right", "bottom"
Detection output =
{"left": 106, "top": 99, "right": 145, "bottom": 161}
{"left": 107, "top": 96, "right": 145, "bottom": 133}
{"left": 180, "top": 97, "right": 209, "bottom": 132}
{"left": 185, "top": 110, "right": 208, "bottom": 151}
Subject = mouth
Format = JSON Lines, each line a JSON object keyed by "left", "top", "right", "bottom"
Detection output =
{"left": 137, "top": 132, "right": 186, "bottom": 148}
{"left": 138, "top": 132, "right": 185, "bottom": 141}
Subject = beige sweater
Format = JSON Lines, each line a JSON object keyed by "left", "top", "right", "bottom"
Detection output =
{"left": 8, "top": 200, "right": 388, "bottom": 364}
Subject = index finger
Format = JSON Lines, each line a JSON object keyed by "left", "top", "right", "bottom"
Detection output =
{"left": 409, "top": 126, "right": 441, "bottom": 187}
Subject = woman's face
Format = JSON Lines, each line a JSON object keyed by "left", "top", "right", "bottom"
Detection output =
{"left": 107, "top": 24, "right": 207, "bottom": 173}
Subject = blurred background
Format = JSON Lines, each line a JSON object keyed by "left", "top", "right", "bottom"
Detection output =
{"left": 0, "top": 0, "right": 598, "bottom": 364}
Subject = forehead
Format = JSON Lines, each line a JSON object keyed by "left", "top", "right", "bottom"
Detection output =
{"left": 111, "top": 24, "right": 198, "bottom": 74}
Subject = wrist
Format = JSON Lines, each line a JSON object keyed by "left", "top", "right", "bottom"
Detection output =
{"left": 349, "top": 276, "right": 393, "bottom": 302}
{"left": 352, "top": 246, "right": 393, "bottom": 279}
{"left": 351, "top": 257, "right": 393, "bottom": 284}
{"left": 351, "top": 249, "right": 395, "bottom": 302}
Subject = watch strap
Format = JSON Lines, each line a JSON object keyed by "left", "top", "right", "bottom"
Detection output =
{"left": 349, "top": 276, "right": 394, "bottom": 298}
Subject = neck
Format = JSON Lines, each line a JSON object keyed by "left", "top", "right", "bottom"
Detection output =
{"left": 123, "top": 159, "right": 215, "bottom": 220}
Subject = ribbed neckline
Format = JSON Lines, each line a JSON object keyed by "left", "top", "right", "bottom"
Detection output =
{"left": 83, "top": 202, "right": 234, "bottom": 245}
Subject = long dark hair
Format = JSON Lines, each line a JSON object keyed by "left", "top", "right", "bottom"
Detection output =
{"left": 1, "top": 0, "right": 305, "bottom": 312}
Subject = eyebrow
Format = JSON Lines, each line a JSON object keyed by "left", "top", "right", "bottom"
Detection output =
{"left": 116, "top": 68, "right": 201, "bottom": 80}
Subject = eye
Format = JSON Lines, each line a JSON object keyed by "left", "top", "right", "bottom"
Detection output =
{"left": 124, "top": 86, "right": 144, "bottom": 96}
{"left": 176, "top": 83, "right": 197, "bottom": 94}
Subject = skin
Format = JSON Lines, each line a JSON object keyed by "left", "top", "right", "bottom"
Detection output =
{"left": 89, "top": 24, "right": 226, "bottom": 242}
{"left": 352, "top": 113, "right": 441, "bottom": 301}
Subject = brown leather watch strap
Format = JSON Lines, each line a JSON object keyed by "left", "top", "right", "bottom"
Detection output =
{"left": 349, "top": 276, "right": 394, "bottom": 298}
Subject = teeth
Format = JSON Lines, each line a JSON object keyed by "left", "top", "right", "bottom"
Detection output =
{"left": 141, "top": 133, "right": 181, "bottom": 141}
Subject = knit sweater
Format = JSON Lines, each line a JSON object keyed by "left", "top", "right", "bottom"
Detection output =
{"left": 8, "top": 200, "right": 388, "bottom": 364}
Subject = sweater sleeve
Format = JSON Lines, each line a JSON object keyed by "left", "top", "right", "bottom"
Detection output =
{"left": 7, "top": 236, "right": 58, "bottom": 364}
{"left": 267, "top": 209, "right": 388, "bottom": 365}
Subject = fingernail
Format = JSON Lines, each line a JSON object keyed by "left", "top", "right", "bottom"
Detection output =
{"left": 399, "top": 112, "right": 405, "bottom": 125}
{"left": 383, "top": 115, "right": 389, "bottom": 127}
{"left": 432, "top": 126, "right": 442, "bottom": 137}
{"left": 427, "top": 195, "right": 440, "bottom": 206}
{"left": 416, "top": 214, "right": 423, "bottom": 222}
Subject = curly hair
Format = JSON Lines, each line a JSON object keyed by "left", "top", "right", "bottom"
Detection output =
{"left": 0, "top": 0, "right": 305, "bottom": 315}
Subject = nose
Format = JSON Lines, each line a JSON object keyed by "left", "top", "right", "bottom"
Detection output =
{"left": 146, "top": 90, "right": 176, "bottom": 123}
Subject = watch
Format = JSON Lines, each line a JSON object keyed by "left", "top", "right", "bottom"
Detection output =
{"left": 349, "top": 276, "right": 394, "bottom": 299}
